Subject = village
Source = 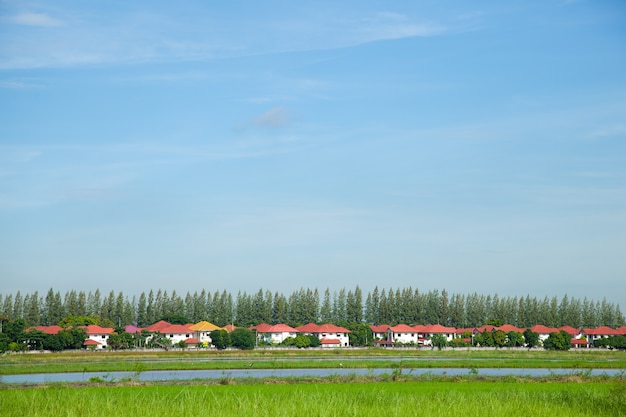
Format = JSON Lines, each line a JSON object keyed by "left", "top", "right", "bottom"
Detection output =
{"left": 25, "top": 320, "right": 626, "bottom": 351}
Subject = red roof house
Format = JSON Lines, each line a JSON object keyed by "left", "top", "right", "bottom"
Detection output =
{"left": 254, "top": 323, "right": 298, "bottom": 344}
{"left": 145, "top": 320, "right": 172, "bottom": 333}
{"left": 27, "top": 325, "right": 63, "bottom": 335}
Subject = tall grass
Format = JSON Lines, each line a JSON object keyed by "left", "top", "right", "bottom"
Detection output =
{"left": 1, "top": 381, "right": 624, "bottom": 417}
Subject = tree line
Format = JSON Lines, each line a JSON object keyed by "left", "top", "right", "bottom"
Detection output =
{"left": 1, "top": 287, "right": 624, "bottom": 330}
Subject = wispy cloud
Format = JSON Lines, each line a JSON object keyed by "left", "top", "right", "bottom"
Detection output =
{"left": 0, "top": 5, "right": 474, "bottom": 70}
{"left": 0, "top": 78, "right": 44, "bottom": 89}
{"left": 587, "top": 124, "right": 626, "bottom": 139}
{"left": 5, "top": 12, "right": 63, "bottom": 27}
{"left": 252, "top": 106, "right": 291, "bottom": 128}
{"left": 356, "top": 12, "right": 447, "bottom": 42}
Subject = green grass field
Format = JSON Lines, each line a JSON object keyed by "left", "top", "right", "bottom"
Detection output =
{"left": 1, "top": 380, "right": 624, "bottom": 417}
{"left": 1, "top": 348, "right": 625, "bottom": 375}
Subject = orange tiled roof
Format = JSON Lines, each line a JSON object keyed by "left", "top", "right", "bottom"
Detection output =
{"left": 27, "top": 325, "right": 63, "bottom": 335}
{"left": 390, "top": 324, "right": 416, "bottom": 333}
{"left": 370, "top": 324, "right": 390, "bottom": 333}
{"left": 160, "top": 324, "right": 194, "bottom": 334}
{"left": 145, "top": 320, "right": 172, "bottom": 332}
{"left": 583, "top": 326, "right": 620, "bottom": 336}
{"left": 317, "top": 323, "right": 350, "bottom": 333}
{"left": 83, "top": 325, "right": 114, "bottom": 335}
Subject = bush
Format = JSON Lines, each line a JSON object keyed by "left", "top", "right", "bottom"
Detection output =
{"left": 231, "top": 328, "right": 256, "bottom": 350}
{"left": 280, "top": 337, "right": 296, "bottom": 347}
{"left": 307, "top": 334, "right": 321, "bottom": 347}
{"left": 430, "top": 334, "right": 448, "bottom": 350}
{"left": 450, "top": 338, "right": 470, "bottom": 348}
{"left": 543, "top": 330, "right": 571, "bottom": 351}
{"left": 294, "top": 335, "right": 311, "bottom": 348}
{"left": 210, "top": 330, "right": 231, "bottom": 350}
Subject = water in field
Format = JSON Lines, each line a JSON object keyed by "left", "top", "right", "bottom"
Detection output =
{"left": 2, "top": 367, "right": 623, "bottom": 384}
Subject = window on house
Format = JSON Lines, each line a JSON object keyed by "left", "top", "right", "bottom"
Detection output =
{"left": 186, "top": 334, "right": 189, "bottom": 337}
{"left": 170, "top": 334, "right": 173, "bottom": 337}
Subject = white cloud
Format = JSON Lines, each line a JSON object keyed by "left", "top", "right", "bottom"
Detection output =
{"left": 587, "top": 124, "right": 626, "bottom": 139}
{"left": 253, "top": 106, "right": 291, "bottom": 128}
{"left": 0, "top": 78, "right": 44, "bottom": 89}
{"left": 6, "top": 12, "right": 62, "bottom": 27}
{"left": 0, "top": 5, "right": 470, "bottom": 70}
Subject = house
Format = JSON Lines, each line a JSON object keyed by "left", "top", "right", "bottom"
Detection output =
{"left": 27, "top": 325, "right": 63, "bottom": 335}
{"left": 183, "top": 337, "right": 201, "bottom": 348}
{"left": 495, "top": 324, "right": 525, "bottom": 334}
{"left": 160, "top": 323, "right": 195, "bottom": 346}
{"left": 189, "top": 321, "right": 223, "bottom": 345}
{"left": 455, "top": 327, "right": 476, "bottom": 344}
{"left": 370, "top": 325, "right": 391, "bottom": 341}
{"left": 415, "top": 324, "right": 457, "bottom": 345}
{"left": 124, "top": 325, "right": 144, "bottom": 335}
{"left": 223, "top": 324, "right": 238, "bottom": 333}
{"left": 582, "top": 326, "right": 620, "bottom": 347}
{"left": 83, "top": 324, "right": 114, "bottom": 349}
{"left": 571, "top": 338, "right": 589, "bottom": 349}
{"left": 558, "top": 325, "right": 582, "bottom": 338}
{"left": 320, "top": 338, "right": 342, "bottom": 348}
{"left": 389, "top": 324, "right": 419, "bottom": 345}
{"left": 529, "top": 325, "right": 560, "bottom": 343}
{"left": 83, "top": 339, "right": 102, "bottom": 349}
{"left": 296, "top": 323, "right": 351, "bottom": 347}
{"left": 145, "top": 320, "right": 172, "bottom": 333}
{"left": 252, "top": 323, "right": 298, "bottom": 344}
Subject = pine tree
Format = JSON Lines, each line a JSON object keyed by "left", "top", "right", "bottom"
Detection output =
{"left": 320, "top": 288, "right": 332, "bottom": 323}
{"left": 137, "top": 292, "right": 148, "bottom": 327}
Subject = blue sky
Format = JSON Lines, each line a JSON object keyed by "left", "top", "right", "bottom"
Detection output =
{"left": 1, "top": 1, "right": 625, "bottom": 307}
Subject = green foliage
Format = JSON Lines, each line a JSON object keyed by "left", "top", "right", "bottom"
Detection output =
{"left": 594, "top": 335, "right": 626, "bottom": 350}
{"left": 147, "top": 333, "right": 172, "bottom": 350}
{"left": 543, "top": 330, "right": 571, "bottom": 351}
{"left": 505, "top": 331, "right": 525, "bottom": 347}
{"left": 5, "top": 380, "right": 624, "bottom": 416}
{"left": 230, "top": 328, "right": 256, "bottom": 350}
{"left": 307, "top": 334, "right": 321, "bottom": 347}
{"left": 8, "top": 341, "right": 23, "bottom": 352}
{"left": 25, "top": 329, "right": 47, "bottom": 350}
{"left": 346, "top": 323, "right": 373, "bottom": 346}
{"left": 2, "top": 286, "right": 626, "bottom": 330}
{"left": 294, "top": 335, "right": 311, "bottom": 348}
{"left": 450, "top": 337, "right": 470, "bottom": 347}
{"left": 492, "top": 330, "right": 507, "bottom": 348}
{"left": 4, "top": 319, "right": 26, "bottom": 342}
{"left": 0, "top": 332, "right": 10, "bottom": 352}
{"left": 158, "top": 314, "right": 191, "bottom": 325}
{"left": 210, "top": 329, "right": 231, "bottom": 350}
{"left": 473, "top": 330, "right": 494, "bottom": 347}
{"left": 430, "top": 334, "right": 448, "bottom": 350}
{"left": 523, "top": 329, "right": 540, "bottom": 348}
{"left": 108, "top": 332, "right": 136, "bottom": 350}
{"left": 280, "top": 337, "right": 296, "bottom": 347}
{"left": 58, "top": 314, "right": 98, "bottom": 328}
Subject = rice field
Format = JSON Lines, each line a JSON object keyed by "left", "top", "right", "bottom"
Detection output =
{"left": 1, "top": 380, "right": 625, "bottom": 417}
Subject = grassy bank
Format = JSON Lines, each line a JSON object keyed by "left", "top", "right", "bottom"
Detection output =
{"left": 1, "top": 348, "right": 625, "bottom": 375}
{"left": 1, "top": 379, "right": 624, "bottom": 416}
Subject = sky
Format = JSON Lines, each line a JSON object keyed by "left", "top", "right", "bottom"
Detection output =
{"left": 0, "top": 1, "right": 625, "bottom": 308}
